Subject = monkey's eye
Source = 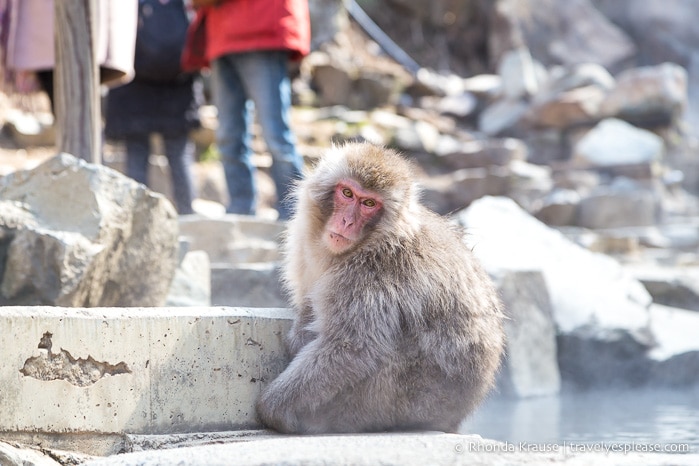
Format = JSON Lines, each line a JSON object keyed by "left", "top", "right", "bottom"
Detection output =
{"left": 342, "top": 188, "right": 353, "bottom": 198}
{"left": 363, "top": 199, "right": 376, "bottom": 208}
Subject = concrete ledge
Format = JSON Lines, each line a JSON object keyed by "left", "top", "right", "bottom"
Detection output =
{"left": 84, "top": 432, "right": 699, "bottom": 466}
{"left": 0, "top": 306, "right": 292, "bottom": 455}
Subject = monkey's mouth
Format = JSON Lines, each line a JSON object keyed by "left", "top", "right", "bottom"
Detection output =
{"left": 328, "top": 231, "right": 351, "bottom": 244}
{"left": 326, "top": 231, "right": 354, "bottom": 252}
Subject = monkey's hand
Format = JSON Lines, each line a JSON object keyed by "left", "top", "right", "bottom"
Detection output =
{"left": 285, "top": 315, "right": 319, "bottom": 357}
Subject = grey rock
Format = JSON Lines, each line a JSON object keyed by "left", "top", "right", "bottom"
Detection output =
{"left": 166, "top": 249, "right": 211, "bottom": 307}
{"left": 526, "top": 85, "right": 607, "bottom": 129}
{"left": 0, "top": 153, "right": 179, "bottom": 307}
{"left": 497, "top": 47, "right": 540, "bottom": 100}
{"left": 628, "top": 264, "right": 699, "bottom": 312}
{"left": 178, "top": 215, "right": 284, "bottom": 264}
{"left": 573, "top": 118, "right": 664, "bottom": 167}
{"left": 534, "top": 189, "right": 581, "bottom": 226}
{"left": 458, "top": 196, "right": 653, "bottom": 388}
{"left": 514, "top": 0, "right": 636, "bottom": 70}
{"left": 497, "top": 270, "right": 561, "bottom": 398}
{"left": 576, "top": 182, "right": 659, "bottom": 229}
{"left": 601, "top": 62, "right": 687, "bottom": 126}
{"left": 648, "top": 304, "right": 699, "bottom": 387}
{"left": 437, "top": 138, "right": 527, "bottom": 170}
{"left": 0, "top": 441, "right": 61, "bottom": 466}
{"left": 478, "top": 99, "right": 529, "bottom": 136}
{"left": 211, "top": 263, "right": 287, "bottom": 308}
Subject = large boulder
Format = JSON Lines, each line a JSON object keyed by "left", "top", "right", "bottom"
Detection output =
{"left": 457, "top": 196, "right": 654, "bottom": 388}
{"left": 490, "top": 0, "right": 636, "bottom": 71}
{"left": 0, "top": 153, "right": 179, "bottom": 307}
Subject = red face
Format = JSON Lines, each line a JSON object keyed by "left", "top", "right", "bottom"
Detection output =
{"left": 323, "top": 179, "right": 383, "bottom": 254}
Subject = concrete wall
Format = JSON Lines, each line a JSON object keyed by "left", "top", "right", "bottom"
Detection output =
{"left": 0, "top": 307, "right": 292, "bottom": 440}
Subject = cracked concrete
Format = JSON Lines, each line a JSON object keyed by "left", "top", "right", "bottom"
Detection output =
{"left": 0, "top": 306, "right": 293, "bottom": 456}
{"left": 20, "top": 332, "right": 131, "bottom": 387}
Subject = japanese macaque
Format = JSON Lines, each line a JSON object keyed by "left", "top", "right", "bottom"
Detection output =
{"left": 256, "top": 142, "right": 505, "bottom": 434}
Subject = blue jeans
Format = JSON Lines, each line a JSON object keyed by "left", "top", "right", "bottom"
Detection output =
{"left": 125, "top": 132, "right": 196, "bottom": 215}
{"left": 211, "top": 50, "right": 304, "bottom": 220}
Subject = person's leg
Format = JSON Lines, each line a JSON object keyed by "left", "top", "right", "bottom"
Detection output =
{"left": 163, "top": 133, "right": 196, "bottom": 215}
{"left": 124, "top": 133, "right": 151, "bottom": 186}
{"left": 236, "top": 51, "right": 303, "bottom": 220}
{"left": 210, "top": 55, "right": 257, "bottom": 215}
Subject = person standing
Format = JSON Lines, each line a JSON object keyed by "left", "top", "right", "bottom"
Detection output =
{"left": 187, "top": 0, "right": 310, "bottom": 220}
{"left": 105, "top": 0, "right": 202, "bottom": 215}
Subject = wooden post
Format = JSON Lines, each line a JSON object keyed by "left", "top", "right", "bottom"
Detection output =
{"left": 54, "top": 0, "right": 101, "bottom": 164}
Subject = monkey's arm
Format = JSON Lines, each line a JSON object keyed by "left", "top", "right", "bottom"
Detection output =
{"left": 285, "top": 304, "right": 317, "bottom": 357}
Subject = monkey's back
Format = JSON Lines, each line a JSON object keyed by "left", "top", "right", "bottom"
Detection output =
{"left": 331, "top": 208, "right": 505, "bottom": 431}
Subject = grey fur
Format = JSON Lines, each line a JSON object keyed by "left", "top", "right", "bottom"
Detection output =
{"left": 256, "top": 143, "right": 505, "bottom": 434}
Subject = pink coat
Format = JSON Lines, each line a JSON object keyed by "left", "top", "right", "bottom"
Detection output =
{"left": 4, "top": 0, "right": 138, "bottom": 86}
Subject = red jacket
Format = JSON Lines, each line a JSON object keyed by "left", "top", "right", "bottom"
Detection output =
{"left": 200, "top": 0, "right": 310, "bottom": 62}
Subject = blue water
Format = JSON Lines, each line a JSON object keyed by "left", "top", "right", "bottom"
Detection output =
{"left": 459, "top": 389, "right": 699, "bottom": 453}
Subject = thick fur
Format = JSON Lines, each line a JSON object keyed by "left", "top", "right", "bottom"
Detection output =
{"left": 256, "top": 142, "right": 505, "bottom": 434}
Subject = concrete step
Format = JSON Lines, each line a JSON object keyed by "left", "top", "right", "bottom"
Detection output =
{"left": 178, "top": 215, "right": 284, "bottom": 265}
{"left": 0, "top": 306, "right": 292, "bottom": 456}
{"left": 211, "top": 263, "right": 286, "bottom": 308}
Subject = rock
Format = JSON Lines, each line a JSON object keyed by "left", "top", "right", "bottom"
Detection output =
{"left": 522, "top": 130, "right": 568, "bottom": 165}
{"left": 526, "top": 85, "right": 607, "bottom": 128}
{"left": 506, "top": 160, "right": 554, "bottom": 212}
{"left": 496, "top": 270, "right": 561, "bottom": 398}
{"left": 308, "top": 0, "right": 347, "bottom": 50}
{"left": 506, "top": 0, "right": 636, "bottom": 70}
{"left": 0, "top": 441, "right": 60, "bottom": 466}
{"left": 311, "top": 62, "right": 354, "bottom": 107}
{"left": 573, "top": 118, "right": 664, "bottom": 167}
{"left": 392, "top": 120, "right": 441, "bottom": 153}
{"left": 648, "top": 304, "right": 699, "bottom": 386}
{"left": 601, "top": 62, "right": 688, "bottom": 126}
{"left": 353, "top": 72, "right": 399, "bottom": 109}
{"left": 3, "top": 109, "right": 56, "bottom": 147}
{"left": 534, "top": 189, "right": 581, "bottom": 226}
{"left": 419, "top": 92, "right": 478, "bottom": 119}
{"left": 457, "top": 196, "right": 654, "bottom": 388}
{"left": 537, "top": 63, "right": 616, "bottom": 98}
{"left": 0, "top": 153, "right": 179, "bottom": 307}
{"left": 408, "top": 68, "right": 465, "bottom": 98}
{"left": 178, "top": 215, "right": 284, "bottom": 264}
{"left": 462, "top": 74, "right": 502, "bottom": 100}
{"left": 421, "top": 166, "right": 510, "bottom": 214}
{"left": 628, "top": 264, "right": 699, "bottom": 312}
{"left": 497, "top": 47, "right": 541, "bottom": 100}
{"left": 437, "top": 138, "right": 527, "bottom": 170}
{"left": 166, "top": 248, "right": 211, "bottom": 307}
{"left": 211, "top": 263, "right": 286, "bottom": 308}
{"left": 595, "top": 0, "right": 699, "bottom": 72}
{"left": 576, "top": 182, "right": 659, "bottom": 229}
{"left": 478, "top": 99, "right": 529, "bottom": 136}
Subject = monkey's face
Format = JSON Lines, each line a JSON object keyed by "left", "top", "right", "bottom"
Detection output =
{"left": 323, "top": 179, "right": 383, "bottom": 255}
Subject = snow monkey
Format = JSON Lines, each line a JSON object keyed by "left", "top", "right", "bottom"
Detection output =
{"left": 256, "top": 142, "right": 505, "bottom": 434}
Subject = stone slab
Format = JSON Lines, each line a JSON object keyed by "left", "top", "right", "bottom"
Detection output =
{"left": 0, "top": 307, "right": 292, "bottom": 444}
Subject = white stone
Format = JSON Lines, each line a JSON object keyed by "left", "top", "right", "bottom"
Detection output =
{"left": 573, "top": 118, "right": 664, "bottom": 166}
{"left": 648, "top": 304, "right": 699, "bottom": 361}
{"left": 457, "top": 196, "right": 651, "bottom": 334}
